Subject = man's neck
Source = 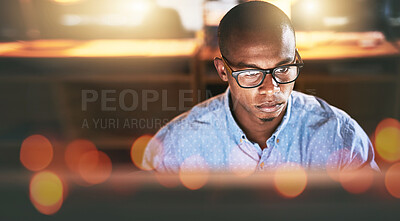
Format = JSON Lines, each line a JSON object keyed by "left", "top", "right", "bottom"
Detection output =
{"left": 229, "top": 95, "right": 286, "bottom": 149}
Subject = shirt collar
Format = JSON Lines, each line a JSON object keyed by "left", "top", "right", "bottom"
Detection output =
{"left": 222, "top": 87, "right": 292, "bottom": 142}
{"left": 273, "top": 92, "right": 292, "bottom": 138}
{"left": 223, "top": 87, "right": 245, "bottom": 142}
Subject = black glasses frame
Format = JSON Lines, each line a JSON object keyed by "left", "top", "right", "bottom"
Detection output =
{"left": 221, "top": 49, "right": 304, "bottom": 88}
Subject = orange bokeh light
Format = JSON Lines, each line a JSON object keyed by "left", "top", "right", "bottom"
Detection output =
{"left": 20, "top": 134, "right": 53, "bottom": 171}
{"left": 78, "top": 150, "right": 112, "bottom": 185}
{"left": 326, "top": 149, "right": 347, "bottom": 182}
{"left": 385, "top": 162, "right": 400, "bottom": 198}
{"left": 326, "top": 148, "right": 363, "bottom": 182}
{"left": 131, "top": 135, "right": 156, "bottom": 170}
{"left": 273, "top": 163, "right": 307, "bottom": 198}
{"left": 65, "top": 139, "right": 97, "bottom": 173}
{"left": 30, "top": 171, "right": 63, "bottom": 215}
{"left": 179, "top": 155, "right": 209, "bottom": 190}
{"left": 375, "top": 118, "right": 400, "bottom": 134}
{"left": 374, "top": 118, "right": 400, "bottom": 163}
{"left": 339, "top": 167, "right": 374, "bottom": 194}
{"left": 155, "top": 172, "right": 180, "bottom": 188}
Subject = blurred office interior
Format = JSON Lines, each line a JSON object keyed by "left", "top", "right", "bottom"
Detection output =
{"left": 0, "top": 0, "right": 400, "bottom": 220}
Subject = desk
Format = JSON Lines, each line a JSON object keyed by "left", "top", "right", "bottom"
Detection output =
{"left": 0, "top": 39, "right": 200, "bottom": 148}
{"left": 1, "top": 169, "right": 400, "bottom": 221}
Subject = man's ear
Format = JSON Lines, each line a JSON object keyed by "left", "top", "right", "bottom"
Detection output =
{"left": 214, "top": 57, "right": 228, "bottom": 82}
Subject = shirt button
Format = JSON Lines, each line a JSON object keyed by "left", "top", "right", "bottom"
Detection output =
{"left": 260, "top": 162, "right": 264, "bottom": 168}
{"left": 276, "top": 139, "right": 280, "bottom": 143}
{"left": 240, "top": 138, "right": 243, "bottom": 143}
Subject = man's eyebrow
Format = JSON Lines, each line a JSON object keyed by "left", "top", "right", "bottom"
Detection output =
{"left": 235, "top": 57, "right": 294, "bottom": 69}
{"left": 276, "top": 57, "right": 294, "bottom": 66}
{"left": 236, "top": 62, "right": 261, "bottom": 69}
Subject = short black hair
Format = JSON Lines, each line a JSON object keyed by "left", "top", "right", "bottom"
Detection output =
{"left": 218, "top": 1, "right": 295, "bottom": 57}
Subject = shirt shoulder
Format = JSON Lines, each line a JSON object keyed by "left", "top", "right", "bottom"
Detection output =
{"left": 153, "top": 92, "right": 227, "bottom": 146}
{"left": 142, "top": 93, "right": 229, "bottom": 172}
{"left": 291, "top": 90, "right": 350, "bottom": 123}
{"left": 166, "top": 92, "right": 226, "bottom": 130}
{"left": 290, "top": 91, "right": 379, "bottom": 171}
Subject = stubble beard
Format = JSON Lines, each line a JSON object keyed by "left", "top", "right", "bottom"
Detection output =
{"left": 259, "top": 117, "right": 275, "bottom": 122}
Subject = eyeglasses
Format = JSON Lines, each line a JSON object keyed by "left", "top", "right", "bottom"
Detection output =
{"left": 221, "top": 49, "right": 304, "bottom": 88}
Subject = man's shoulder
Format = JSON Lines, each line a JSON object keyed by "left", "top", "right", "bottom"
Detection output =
{"left": 155, "top": 93, "right": 227, "bottom": 138}
{"left": 291, "top": 90, "right": 351, "bottom": 123}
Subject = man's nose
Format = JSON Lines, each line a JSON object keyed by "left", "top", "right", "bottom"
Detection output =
{"left": 258, "top": 74, "right": 280, "bottom": 95}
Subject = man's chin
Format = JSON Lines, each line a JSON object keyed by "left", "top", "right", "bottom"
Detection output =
{"left": 259, "top": 117, "right": 275, "bottom": 122}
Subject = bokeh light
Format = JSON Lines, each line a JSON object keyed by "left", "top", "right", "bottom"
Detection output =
{"left": 326, "top": 148, "right": 354, "bottom": 182}
{"left": 303, "top": 0, "right": 319, "bottom": 14}
{"left": 130, "top": 135, "right": 152, "bottom": 170}
{"left": 273, "top": 163, "right": 307, "bottom": 198}
{"left": 179, "top": 155, "right": 209, "bottom": 190}
{"left": 155, "top": 172, "right": 180, "bottom": 188}
{"left": 30, "top": 171, "right": 63, "bottom": 215}
{"left": 20, "top": 134, "right": 53, "bottom": 171}
{"left": 374, "top": 118, "right": 400, "bottom": 163}
{"left": 78, "top": 150, "right": 112, "bottom": 185}
{"left": 65, "top": 139, "right": 97, "bottom": 173}
{"left": 339, "top": 167, "right": 374, "bottom": 194}
{"left": 131, "top": 135, "right": 164, "bottom": 171}
{"left": 385, "top": 162, "right": 400, "bottom": 198}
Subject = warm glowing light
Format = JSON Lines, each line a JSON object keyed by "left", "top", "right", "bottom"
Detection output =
{"left": 52, "top": 0, "right": 82, "bottom": 5}
{"left": 78, "top": 150, "right": 112, "bottom": 185}
{"left": 0, "top": 39, "right": 198, "bottom": 58}
{"left": 30, "top": 171, "right": 63, "bottom": 215}
{"left": 131, "top": 135, "right": 153, "bottom": 170}
{"left": 339, "top": 167, "right": 374, "bottom": 194}
{"left": 102, "top": 14, "right": 129, "bottom": 26}
{"left": 303, "top": 0, "right": 319, "bottom": 14}
{"left": 65, "top": 139, "right": 97, "bottom": 173}
{"left": 20, "top": 135, "right": 53, "bottom": 171}
{"left": 374, "top": 118, "right": 400, "bottom": 163}
{"left": 64, "top": 39, "right": 198, "bottom": 57}
{"left": 31, "top": 197, "right": 63, "bottom": 216}
{"left": 273, "top": 163, "right": 307, "bottom": 198}
{"left": 127, "top": 0, "right": 150, "bottom": 13}
{"left": 133, "top": 136, "right": 164, "bottom": 171}
{"left": 179, "top": 155, "right": 209, "bottom": 190}
{"left": 375, "top": 118, "right": 400, "bottom": 133}
{"left": 155, "top": 173, "right": 180, "bottom": 188}
{"left": 326, "top": 148, "right": 354, "bottom": 182}
{"left": 385, "top": 163, "right": 400, "bottom": 198}
{"left": 0, "top": 42, "right": 23, "bottom": 54}
{"left": 323, "top": 17, "right": 349, "bottom": 27}
{"left": 61, "top": 14, "right": 82, "bottom": 26}
{"left": 263, "top": 0, "right": 291, "bottom": 18}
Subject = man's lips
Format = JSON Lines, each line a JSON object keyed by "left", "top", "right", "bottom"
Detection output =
{"left": 255, "top": 102, "right": 284, "bottom": 113}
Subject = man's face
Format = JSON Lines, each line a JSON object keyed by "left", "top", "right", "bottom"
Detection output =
{"left": 216, "top": 28, "right": 296, "bottom": 123}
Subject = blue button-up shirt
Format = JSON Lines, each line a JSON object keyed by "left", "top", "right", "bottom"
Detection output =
{"left": 143, "top": 88, "right": 379, "bottom": 173}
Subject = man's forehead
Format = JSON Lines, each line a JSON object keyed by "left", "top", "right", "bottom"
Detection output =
{"left": 228, "top": 49, "right": 293, "bottom": 69}
{"left": 225, "top": 27, "right": 294, "bottom": 54}
{"left": 225, "top": 33, "right": 294, "bottom": 66}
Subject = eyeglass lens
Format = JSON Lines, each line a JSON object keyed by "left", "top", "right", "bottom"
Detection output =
{"left": 237, "top": 66, "right": 299, "bottom": 87}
